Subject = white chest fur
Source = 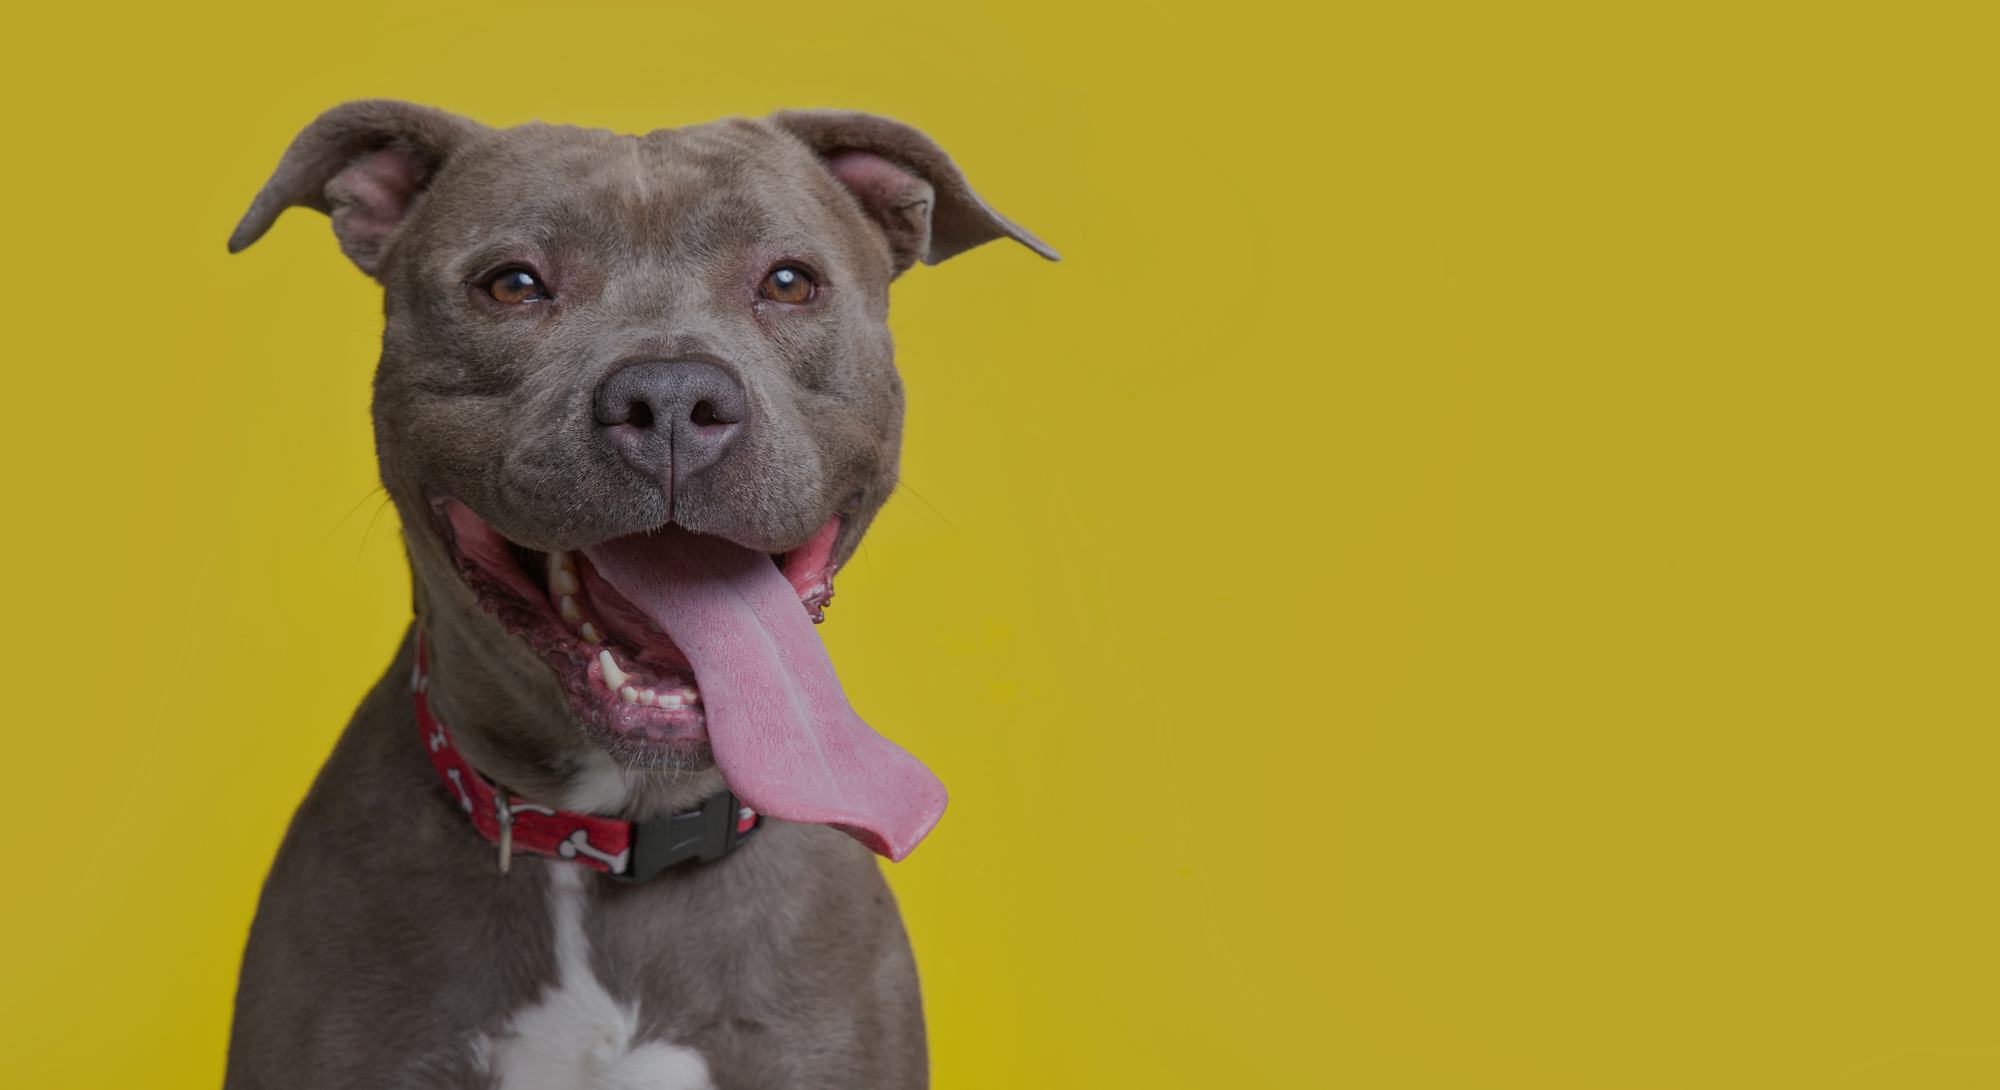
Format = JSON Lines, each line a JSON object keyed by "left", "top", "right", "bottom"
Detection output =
{"left": 476, "top": 865, "right": 712, "bottom": 1090}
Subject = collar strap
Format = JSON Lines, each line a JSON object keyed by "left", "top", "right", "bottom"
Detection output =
{"left": 412, "top": 634, "right": 758, "bottom": 882}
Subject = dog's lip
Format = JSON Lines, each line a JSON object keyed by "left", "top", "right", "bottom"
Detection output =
{"left": 422, "top": 491, "right": 836, "bottom": 568}
{"left": 423, "top": 492, "right": 841, "bottom": 611}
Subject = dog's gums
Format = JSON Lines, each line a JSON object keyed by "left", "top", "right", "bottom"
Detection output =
{"left": 436, "top": 497, "right": 841, "bottom": 764}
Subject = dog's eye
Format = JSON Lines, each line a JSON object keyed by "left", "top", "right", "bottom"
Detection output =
{"left": 759, "top": 265, "right": 816, "bottom": 305}
{"left": 486, "top": 267, "right": 549, "bottom": 305}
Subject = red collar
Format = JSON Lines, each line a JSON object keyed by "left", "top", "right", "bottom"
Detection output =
{"left": 412, "top": 634, "right": 759, "bottom": 881}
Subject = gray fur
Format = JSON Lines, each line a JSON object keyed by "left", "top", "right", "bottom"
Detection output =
{"left": 224, "top": 100, "right": 1052, "bottom": 1088}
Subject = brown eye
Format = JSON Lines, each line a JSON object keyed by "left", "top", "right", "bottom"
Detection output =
{"left": 760, "top": 265, "right": 815, "bottom": 304}
{"left": 486, "top": 267, "right": 549, "bottom": 305}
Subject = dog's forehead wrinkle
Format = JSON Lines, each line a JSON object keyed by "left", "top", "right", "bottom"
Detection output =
{"left": 584, "top": 126, "right": 769, "bottom": 254}
{"left": 643, "top": 126, "right": 829, "bottom": 255}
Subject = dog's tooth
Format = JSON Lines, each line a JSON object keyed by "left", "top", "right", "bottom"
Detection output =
{"left": 549, "top": 567, "right": 579, "bottom": 596}
{"left": 620, "top": 686, "right": 639, "bottom": 704}
{"left": 579, "top": 622, "right": 602, "bottom": 643}
{"left": 637, "top": 689, "right": 656, "bottom": 707}
{"left": 558, "top": 595, "right": 581, "bottom": 623}
{"left": 598, "top": 650, "right": 628, "bottom": 692}
{"left": 549, "top": 550, "right": 574, "bottom": 573}
{"left": 655, "top": 691, "right": 682, "bottom": 710}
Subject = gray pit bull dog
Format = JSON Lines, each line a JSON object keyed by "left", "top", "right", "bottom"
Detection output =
{"left": 223, "top": 100, "right": 1054, "bottom": 1089}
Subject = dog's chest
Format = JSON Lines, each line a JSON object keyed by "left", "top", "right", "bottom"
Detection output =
{"left": 475, "top": 865, "right": 713, "bottom": 1090}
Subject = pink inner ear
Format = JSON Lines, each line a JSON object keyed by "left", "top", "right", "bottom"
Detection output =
{"left": 825, "top": 149, "right": 927, "bottom": 210}
{"left": 325, "top": 146, "right": 425, "bottom": 263}
{"left": 824, "top": 150, "right": 934, "bottom": 269}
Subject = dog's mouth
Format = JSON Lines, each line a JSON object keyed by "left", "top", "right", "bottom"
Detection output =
{"left": 435, "top": 498, "right": 839, "bottom": 757}
{"left": 430, "top": 497, "right": 946, "bottom": 860}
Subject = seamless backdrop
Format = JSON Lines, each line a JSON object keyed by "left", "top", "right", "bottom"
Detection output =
{"left": 2, "top": 2, "right": 1996, "bottom": 1087}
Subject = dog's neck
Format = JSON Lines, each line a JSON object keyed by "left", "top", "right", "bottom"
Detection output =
{"left": 410, "top": 575, "right": 725, "bottom": 820}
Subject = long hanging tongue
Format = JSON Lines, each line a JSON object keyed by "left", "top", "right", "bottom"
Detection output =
{"left": 583, "top": 528, "right": 947, "bottom": 860}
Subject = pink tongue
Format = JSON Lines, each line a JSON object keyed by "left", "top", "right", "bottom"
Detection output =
{"left": 583, "top": 529, "right": 946, "bottom": 860}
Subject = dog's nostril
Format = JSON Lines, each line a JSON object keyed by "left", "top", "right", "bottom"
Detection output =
{"left": 627, "top": 400, "right": 655, "bottom": 430}
{"left": 690, "top": 399, "right": 723, "bottom": 428}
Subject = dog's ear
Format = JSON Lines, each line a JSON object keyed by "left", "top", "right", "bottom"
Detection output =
{"left": 772, "top": 110, "right": 1059, "bottom": 276}
{"left": 228, "top": 100, "right": 484, "bottom": 277}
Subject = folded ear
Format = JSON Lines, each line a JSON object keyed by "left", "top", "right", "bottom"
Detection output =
{"left": 771, "top": 110, "right": 1059, "bottom": 276}
{"left": 228, "top": 99, "right": 484, "bottom": 277}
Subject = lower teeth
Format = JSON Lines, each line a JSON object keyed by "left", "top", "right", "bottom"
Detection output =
{"left": 600, "top": 649, "right": 696, "bottom": 708}
{"left": 620, "top": 685, "right": 698, "bottom": 707}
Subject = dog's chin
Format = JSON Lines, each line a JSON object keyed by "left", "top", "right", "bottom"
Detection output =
{"left": 427, "top": 495, "right": 841, "bottom": 769}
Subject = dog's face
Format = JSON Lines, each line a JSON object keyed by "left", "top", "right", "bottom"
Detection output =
{"left": 376, "top": 118, "right": 915, "bottom": 558}
{"left": 233, "top": 102, "right": 1050, "bottom": 835}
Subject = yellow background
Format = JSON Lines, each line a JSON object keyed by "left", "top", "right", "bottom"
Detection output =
{"left": 3, "top": 2, "right": 1994, "bottom": 1086}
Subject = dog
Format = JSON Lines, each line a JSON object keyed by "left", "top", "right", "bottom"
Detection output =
{"left": 222, "top": 100, "right": 1054, "bottom": 1089}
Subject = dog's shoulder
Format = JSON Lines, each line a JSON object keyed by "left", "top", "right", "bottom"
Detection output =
{"left": 231, "top": 647, "right": 555, "bottom": 1087}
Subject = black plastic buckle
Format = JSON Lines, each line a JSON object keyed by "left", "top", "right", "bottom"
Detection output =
{"left": 615, "top": 790, "right": 757, "bottom": 884}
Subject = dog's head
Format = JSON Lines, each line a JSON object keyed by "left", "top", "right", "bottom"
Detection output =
{"left": 231, "top": 101, "right": 1052, "bottom": 856}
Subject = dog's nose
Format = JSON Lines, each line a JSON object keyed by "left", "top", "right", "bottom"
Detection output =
{"left": 593, "top": 359, "right": 749, "bottom": 484}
